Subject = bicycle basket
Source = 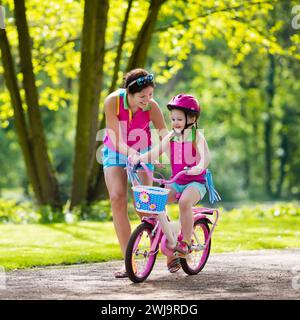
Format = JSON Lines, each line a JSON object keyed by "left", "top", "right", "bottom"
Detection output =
{"left": 132, "top": 185, "right": 169, "bottom": 214}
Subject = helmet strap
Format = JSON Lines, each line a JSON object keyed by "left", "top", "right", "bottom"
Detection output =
{"left": 181, "top": 114, "right": 196, "bottom": 134}
{"left": 184, "top": 112, "right": 196, "bottom": 129}
{"left": 185, "top": 121, "right": 196, "bottom": 129}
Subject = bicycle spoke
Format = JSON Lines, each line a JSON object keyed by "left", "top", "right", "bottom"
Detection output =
{"left": 180, "top": 220, "right": 211, "bottom": 275}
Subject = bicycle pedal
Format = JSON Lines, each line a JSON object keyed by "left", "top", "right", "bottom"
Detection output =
{"left": 174, "top": 252, "right": 189, "bottom": 259}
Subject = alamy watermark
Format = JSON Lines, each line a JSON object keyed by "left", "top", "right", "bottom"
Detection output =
{"left": 0, "top": 5, "right": 5, "bottom": 29}
{"left": 0, "top": 266, "right": 6, "bottom": 290}
{"left": 95, "top": 126, "right": 207, "bottom": 167}
{"left": 292, "top": 5, "right": 300, "bottom": 30}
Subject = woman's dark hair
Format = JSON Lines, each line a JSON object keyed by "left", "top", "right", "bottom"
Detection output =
{"left": 123, "top": 68, "right": 155, "bottom": 94}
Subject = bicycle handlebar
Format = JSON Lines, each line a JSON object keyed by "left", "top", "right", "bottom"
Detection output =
{"left": 129, "top": 160, "right": 188, "bottom": 185}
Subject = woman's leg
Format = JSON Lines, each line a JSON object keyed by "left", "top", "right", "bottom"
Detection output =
{"left": 104, "top": 166, "right": 129, "bottom": 257}
{"left": 178, "top": 186, "right": 201, "bottom": 244}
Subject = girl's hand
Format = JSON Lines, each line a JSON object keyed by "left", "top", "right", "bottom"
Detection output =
{"left": 154, "top": 160, "right": 165, "bottom": 169}
{"left": 186, "top": 166, "right": 205, "bottom": 175}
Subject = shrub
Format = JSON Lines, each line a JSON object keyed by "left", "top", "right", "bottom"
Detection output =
{"left": 0, "top": 199, "right": 40, "bottom": 224}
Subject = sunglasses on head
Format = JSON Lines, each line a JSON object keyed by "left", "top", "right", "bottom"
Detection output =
{"left": 128, "top": 74, "right": 154, "bottom": 87}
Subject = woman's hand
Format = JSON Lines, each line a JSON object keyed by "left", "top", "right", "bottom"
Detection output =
{"left": 186, "top": 166, "right": 205, "bottom": 175}
{"left": 128, "top": 148, "right": 139, "bottom": 157}
{"left": 130, "top": 153, "right": 142, "bottom": 165}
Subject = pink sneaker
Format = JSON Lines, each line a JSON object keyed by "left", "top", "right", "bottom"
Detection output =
{"left": 173, "top": 241, "right": 191, "bottom": 256}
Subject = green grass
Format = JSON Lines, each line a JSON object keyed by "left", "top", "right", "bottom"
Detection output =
{"left": 213, "top": 211, "right": 300, "bottom": 252}
{"left": 0, "top": 221, "right": 132, "bottom": 270}
{"left": 0, "top": 203, "right": 299, "bottom": 270}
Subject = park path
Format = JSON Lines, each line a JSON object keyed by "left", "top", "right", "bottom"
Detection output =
{"left": 1, "top": 249, "right": 300, "bottom": 300}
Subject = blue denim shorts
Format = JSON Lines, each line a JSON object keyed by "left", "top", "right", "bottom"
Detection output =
{"left": 169, "top": 181, "right": 207, "bottom": 200}
{"left": 102, "top": 145, "right": 154, "bottom": 171}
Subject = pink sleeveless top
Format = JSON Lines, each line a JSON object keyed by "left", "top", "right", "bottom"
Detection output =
{"left": 103, "top": 89, "right": 152, "bottom": 153}
{"left": 170, "top": 127, "right": 206, "bottom": 185}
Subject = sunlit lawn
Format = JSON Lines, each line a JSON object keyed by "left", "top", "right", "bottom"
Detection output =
{"left": 0, "top": 221, "right": 125, "bottom": 270}
{"left": 0, "top": 204, "right": 299, "bottom": 270}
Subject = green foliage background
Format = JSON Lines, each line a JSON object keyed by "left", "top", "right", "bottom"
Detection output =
{"left": 0, "top": 0, "right": 299, "bottom": 205}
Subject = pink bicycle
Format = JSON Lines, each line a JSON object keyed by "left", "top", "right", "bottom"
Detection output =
{"left": 125, "top": 161, "right": 220, "bottom": 283}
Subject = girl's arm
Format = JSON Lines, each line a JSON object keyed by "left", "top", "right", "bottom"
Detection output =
{"left": 133, "top": 130, "right": 174, "bottom": 164}
{"left": 187, "top": 130, "right": 211, "bottom": 175}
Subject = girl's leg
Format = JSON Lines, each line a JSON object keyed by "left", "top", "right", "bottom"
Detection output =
{"left": 104, "top": 166, "right": 129, "bottom": 257}
{"left": 137, "top": 172, "right": 179, "bottom": 269}
{"left": 178, "top": 186, "right": 201, "bottom": 244}
{"left": 165, "top": 186, "right": 180, "bottom": 267}
{"left": 166, "top": 186, "right": 177, "bottom": 203}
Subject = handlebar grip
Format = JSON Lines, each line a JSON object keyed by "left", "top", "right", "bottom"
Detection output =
{"left": 133, "top": 162, "right": 143, "bottom": 171}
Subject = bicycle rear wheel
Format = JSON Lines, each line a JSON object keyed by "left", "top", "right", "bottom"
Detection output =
{"left": 180, "top": 219, "right": 211, "bottom": 275}
{"left": 125, "top": 222, "right": 158, "bottom": 283}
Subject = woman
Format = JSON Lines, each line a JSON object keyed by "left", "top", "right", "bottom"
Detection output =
{"left": 102, "top": 68, "right": 167, "bottom": 278}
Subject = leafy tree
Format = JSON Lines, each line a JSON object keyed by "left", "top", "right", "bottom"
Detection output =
{"left": 1, "top": 0, "right": 299, "bottom": 209}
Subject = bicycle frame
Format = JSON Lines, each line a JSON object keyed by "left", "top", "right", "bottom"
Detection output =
{"left": 140, "top": 217, "right": 164, "bottom": 256}
{"left": 127, "top": 160, "right": 220, "bottom": 255}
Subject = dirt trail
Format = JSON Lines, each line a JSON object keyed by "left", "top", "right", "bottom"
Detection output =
{"left": 1, "top": 249, "right": 300, "bottom": 300}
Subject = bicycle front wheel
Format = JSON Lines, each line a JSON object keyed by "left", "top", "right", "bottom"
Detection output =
{"left": 125, "top": 222, "right": 158, "bottom": 283}
{"left": 180, "top": 219, "right": 211, "bottom": 275}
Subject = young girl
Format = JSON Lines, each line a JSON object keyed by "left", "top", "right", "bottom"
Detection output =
{"left": 131, "top": 94, "right": 211, "bottom": 271}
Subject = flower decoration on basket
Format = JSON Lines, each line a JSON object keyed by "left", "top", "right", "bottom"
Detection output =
{"left": 139, "top": 191, "right": 150, "bottom": 203}
{"left": 149, "top": 203, "right": 157, "bottom": 211}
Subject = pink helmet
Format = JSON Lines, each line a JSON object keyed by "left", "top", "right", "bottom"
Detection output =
{"left": 167, "top": 94, "right": 200, "bottom": 115}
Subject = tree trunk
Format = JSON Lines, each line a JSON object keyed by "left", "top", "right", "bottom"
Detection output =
{"left": 109, "top": 0, "right": 133, "bottom": 93}
{"left": 126, "top": 0, "right": 166, "bottom": 72}
{"left": 275, "top": 105, "right": 289, "bottom": 198}
{"left": 87, "top": 0, "right": 166, "bottom": 202}
{"left": 275, "top": 131, "right": 288, "bottom": 198}
{"left": 86, "top": 116, "right": 108, "bottom": 202}
{"left": 70, "top": 0, "right": 109, "bottom": 208}
{"left": 241, "top": 103, "right": 251, "bottom": 190}
{"left": 87, "top": 0, "right": 134, "bottom": 202}
{"left": 13, "top": 0, "right": 61, "bottom": 208}
{"left": 0, "top": 27, "right": 43, "bottom": 203}
{"left": 238, "top": 64, "right": 251, "bottom": 191}
{"left": 264, "top": 53, "right": 275, "bottom": 198}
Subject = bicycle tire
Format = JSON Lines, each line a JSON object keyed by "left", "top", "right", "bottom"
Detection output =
{"left": 180, "top": 219, "right": 211, "bottom": 275}
{"left": 125, "top": 222, "right": 158, "bottom": 283}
